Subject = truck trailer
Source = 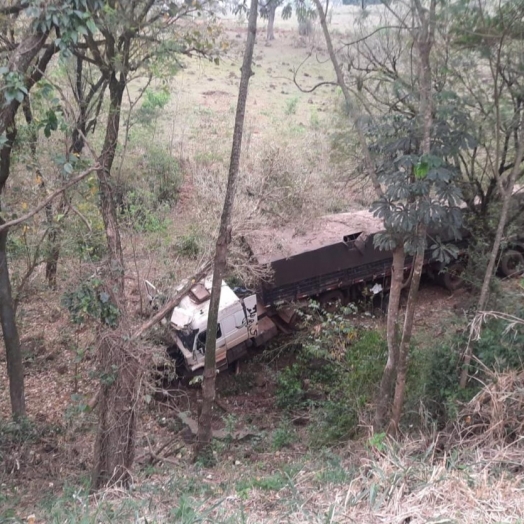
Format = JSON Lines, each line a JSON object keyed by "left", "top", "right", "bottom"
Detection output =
{"left": 168, "top": 210, "right": 468, "bottom": 373}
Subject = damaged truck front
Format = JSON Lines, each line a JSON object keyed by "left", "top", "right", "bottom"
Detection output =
{"left": 169, "top": 279, "right": 277, "bottom": 372}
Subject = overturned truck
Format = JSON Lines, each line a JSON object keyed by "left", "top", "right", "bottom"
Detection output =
{"left": 168, "top": 210, "right": 473, "bottom": 373}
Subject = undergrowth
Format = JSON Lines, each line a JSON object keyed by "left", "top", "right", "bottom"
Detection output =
{"left": 275, "top": 305, "right": 387, "bottom": 447}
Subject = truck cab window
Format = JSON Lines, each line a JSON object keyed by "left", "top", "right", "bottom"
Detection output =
{"left": 196, "top": 324, "right": 222, "bottom": 353}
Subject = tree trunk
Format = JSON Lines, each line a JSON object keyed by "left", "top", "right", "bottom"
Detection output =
{"left": 91, "top": 331, "right": 140, "bottom": 488}
{"left": 374, "top": 246, "right": 404, "bottom": 430}
{"left": 91, "top": 70, "right": 133, "bottom": 488}
{"left": 22, "top": 98, "right": 61, "bottom": 290}
{"left": 459, "top": 131, "right": 524, "bottom": 388}
{"left": 389, "top": 1, "right": 436, "bottom": 431}
{"left": 315, "top": 0, "right": 418, "bottom": 430}
{"left": 0, "top": 31, "right": 53, "bottom": 420}
{"left": 0, "top": 98, "right": 26, "bottom": 418}
{"left": 266, "top": 4, "right": 276, "bottom": 41}
{"left": 45, "top": 196, "right": 66, "bottom": 290}
{"left": 390, "top": 237, "right": 425, "bottom": 433}
{"left": 0, "top": 219, "right": 26, "bottom": 420}
{"left": 313, "top": 0, "right": 383, "bottom": 199}
{"left": 195, "top": 0, "right": 258, "bottom": 462}
{"left": 0, "top": 32, "right": 48, "bottom": 137}
{"left": 97, "top": 72, "right": 126, "bottom": 294}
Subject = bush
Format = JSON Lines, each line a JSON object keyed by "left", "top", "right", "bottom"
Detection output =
{"left": 143, "top": 146, "right": 182, "bottom": 206}
{"left": 175, "top": 229, "right": 203, "bottom": 258}
{"left": 62, "top": 277, "right": 120, "bottom": 327}
{"left": 275, "top": 308, "right": 387, "bottom": 447}
{"left": 124, "top": 191, "right": 169, "bottom": 233}
{"left": 276, "top": 365, "right": 305, "bottom": 409}
{"left": 271, "top": 420, "right": 296, "bottom": 450}
{"left": 134, "top": 87, "right": 171, "bottom": 126}
{"left": 408, "top": 312, "right": 524, "bottom": 427}
{"left": 69, "top": 201, "right": 107, "bottom": 262}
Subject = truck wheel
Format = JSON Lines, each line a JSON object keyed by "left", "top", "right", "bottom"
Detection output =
{"left": 499, "top": 249, "right": 524, "bottom": 277}
{"left": 319, "top": 290, "right": 344, "bottom": 313}
{"left": 439, "top": 262, "right": 465, "bottom": 292}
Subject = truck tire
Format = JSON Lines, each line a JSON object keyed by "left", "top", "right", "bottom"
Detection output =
{"left": 499, "top": 249, "right": 524, "bottom": 277}
{"left": 439, "top": 262, "right": 465, "bottom": 292}
{"left": 319, "top": 290, "right": 344, "bottom": 313}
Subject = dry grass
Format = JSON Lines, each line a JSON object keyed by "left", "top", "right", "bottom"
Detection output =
{"left": 449, "top": 368, "right": 524, "bottom": 451}
{"left": 25, "top": 434, "right": 524, "bottom": 523}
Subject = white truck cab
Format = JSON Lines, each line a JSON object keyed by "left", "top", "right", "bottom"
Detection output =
{"left": 170, "top": 278, "right": 259, "bottom": 372}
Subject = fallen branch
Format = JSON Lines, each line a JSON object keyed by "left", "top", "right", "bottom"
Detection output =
{"left": 144, "top": 435, "right": 183, "bottom": 467}
{"left": 131, "top": 260, "right": 211, "bottom": 340}
{"left": 0, "top": 165, "right": 99, "bottom": 233}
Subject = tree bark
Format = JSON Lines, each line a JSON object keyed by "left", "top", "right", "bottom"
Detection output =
{"left": 91, "top": 73, "right": 131, "bottom": 490}
{"left": 0, "top": 32, "right": 48, "bottom": 137}
{"left": 0, "top": 113, "right": 25, "bottom": 420}
{"left": 0, "top": 218, "right": 25, "bottom": 419}
{"left": 390, "top": 237, "right": 425, "bottom": 433}
{"left": 91, "top": 331, "right": 140, "bottom": 489}
{"left": 0, "top": 30, "right": 51, "bottom": 420}
{"left": 266, "top": 3, "right": 276, "bottom": 41}
{"left": 374, "top": 246, "right": 404, "bottom": 429}
{"left": 195, "top": 0, "right": 258, "bottom": 461}
{"left": 315, "top": 0, "right": 418, "bottom": 430}
{"left": 97, "top": 72, "right": 126, "bottom": 295}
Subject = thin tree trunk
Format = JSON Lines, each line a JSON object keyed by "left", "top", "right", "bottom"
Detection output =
{"left": 390, "top": 238, "right": 425, "bottom": 433}
{"left": 0, "top": 219, "right": 26, "bottom": 419}
{"left": 266, "top": 4, "right": 276, "bottom": 41}
{"left": 389, "top": 0, "right": 436, "bottom": 431}
{"left": 97, "top": 72, "right": 126, "bottom": 294}
{"left": 45, "top": 196, "right": 67, "bottom": 290}
{"left": 459, "top": 131, "right": 524, "bottom": 388}
{"left": 313, "top": 0, "right": 383, "bottom": 199}
{"left": 0, "top": 33, "right": 54, "bottom": 420}
{"left": 22, "top": 97, "right": 60, "bottom": 290}
{"left": 0, "top": 92, "right": 26, "bottom": 419}
{"left": 374, "top": 246, "right": 404, "bottom": 429}
{"left": 315, "top": 0, "right": 418, "bottom": 430}
{"left": 195, "top": 0, "right": 258, "bottom": 461}
{"left": 0, "top": 32, "right": 48, "bottom": 137}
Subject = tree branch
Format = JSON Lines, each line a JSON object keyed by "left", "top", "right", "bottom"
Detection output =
{"left": 292, "top": 51, "right": 337, "bottom": 92}
{"left": 131, "top": 260, "right": 212, "bottom": 340}
{"left": 0, "top": 166, "right": 99, "bottom": 233}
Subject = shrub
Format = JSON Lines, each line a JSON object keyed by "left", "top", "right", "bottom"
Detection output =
{"left": 407, "top": 312, "right": 524, "bottom": 427}
{"left": 62, "top": 277, "right": 120, "bottom": 327}
{"left": 271, "top": 420, "right": 296, "bottom": 450}
{"left": 175, "top": 229, "right": 203, "bottom": 258}
{"left": 143, "top": 146, "right": 182, "bottom": 206}
{"left": 134, "top": 87, "right": 171, "bottom": 126}
{"left": 275, "top": 308, "right": 387, "bottom": 447}
{"left": 69, "top": 201, "right": 107, "bottom": 262}
{"left": 275, "top": 364, "right": 305, "bottom": 409}
{"left": 125, "top": 191, "right": 169, "bottom": 233}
